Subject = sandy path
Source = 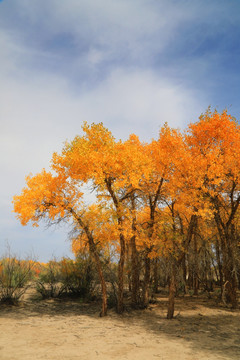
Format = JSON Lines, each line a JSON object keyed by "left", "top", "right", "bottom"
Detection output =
{"left": 0, "top": 296, "right": 239, "bottom": 360}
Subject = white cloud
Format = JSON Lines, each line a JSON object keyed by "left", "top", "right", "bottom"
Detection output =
{"left": 1, "top": 0, "right": 224, "bottom": 260}
{"left": 0, "top": 61, "right": 205, "bottom": 206}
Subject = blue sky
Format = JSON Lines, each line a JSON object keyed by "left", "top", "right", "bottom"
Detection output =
{"left": 1, "top": 0, "right": 240, "bottom": 261}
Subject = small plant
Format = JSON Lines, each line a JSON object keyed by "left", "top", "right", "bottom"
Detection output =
{"left": 0, "top": 255, "right": 34, "bottom": 304}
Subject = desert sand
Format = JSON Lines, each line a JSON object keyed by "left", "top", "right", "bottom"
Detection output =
{"left": 0, "top": 291, "right": 239, "bottom": 360}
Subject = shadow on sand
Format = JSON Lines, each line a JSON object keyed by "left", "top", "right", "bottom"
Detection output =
{"left": 0, "top": 291, "right": 239, "bottom": 359}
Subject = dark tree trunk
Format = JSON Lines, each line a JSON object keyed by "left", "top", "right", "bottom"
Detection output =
{"left": 71, "top": 209, "right": 108, "bottom": 317}
{"left": 142, "top": 253, "right": 151, "bottom": 308}
{"left": 90, "top": 244, "right": 108, "bottom": 317}
{"left": 117, "top": 233, "right": 125, "bottom": 313}
{"left": 221, "top": 238, "right": 238, "bottom": 308}
{"left": 125, "top": 243, "right": 132, "bottom": 292}
{"left": 130, "top": 234, "right": 140, "bottom": 308}
{"left": 215, "top": 239, "right": 223, "bottom": 291}
{"left": 130, "top": 196, "right": 140, "bottom": 308}
{"left": 181, "top": 253, "right": 187, "bottom": 294}
{"left": 153, "top": 258, "right": 159, "bottom": 293}
{"left": 104, "top": 178, "right": 126, "bottom": 314}
{"left": 215, "top": 213, "right": 238, "bottom": 308}
{"left": 141, "top": 180, "right": 163, "bottom": 307}
{"left": 167, "top": 258, "right": 177, "bottom": 319}
{"left": 193, "top": 232, "right": 199, "bottom": 295}
{"left": 212, "top": 192, "right": 240, "bottom": 308}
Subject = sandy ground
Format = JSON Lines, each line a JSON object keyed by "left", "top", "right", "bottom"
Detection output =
{"left": 0, "top": 291, "right": 239, "bottom": 360}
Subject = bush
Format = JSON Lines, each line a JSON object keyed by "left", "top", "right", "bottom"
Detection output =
{"left": 35, "top": 255, "right": 97, "bottom": 299}
{"left": 103, "top": 261, "right": 118, "bottom": 308}
{"left": 35, "top": 260, "right": 66, "bottom": 299}
{"left": 60, "top": 256, "right": 96, "bottom": 298}
{"left": 0, "top": 257, "right": 34, "bottom": 304}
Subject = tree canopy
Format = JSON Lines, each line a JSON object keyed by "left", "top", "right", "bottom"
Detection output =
{"left": 13, "top": 110, "right": 240, "bottom": 316}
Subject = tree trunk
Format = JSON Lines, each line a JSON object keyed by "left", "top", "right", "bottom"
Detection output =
{"left": 222, "top": 243, "right": 238, "bottom": 308}
{"left": 126, "top": 243, "right": 132, "bottom": 292}
{"left": 193, "top": 232, "right": 199, "bottom": 295}
{"left": 72, "top": 210, "right": 108, "bottom": 317}
{"left": 130, "top": 234, "right": 140, "bottom": 308}
{"left": 94, "top": 254, "right": 108, "bottom": 317}
{"left": 130, "top": 196, "right": 140, "bottom": 308}
{"left": 214, "top": 205, "right": 238, "bottom": 308}
{"left": 215, "top": 239, "right": 223, "bottom": 292}
{"left": 220, "top": 233, "right": 238, "bottom": 308}
{"left": 153, "top": 258, "right": 159, "bottom": 293}
{"left": 88, "top": 238, "right": 107, "bottom": 317}
{"left": 181, "top": 253, "right": 187, "bottom": 294}
{"left": 167, "top": 258, "right": 176, "bottom": 319}
{"left": 104, "top": 178, "right": 126, "bottom": 313}
{"left": 117, "top": 233, "right": 125, "bottom": 313}
{"left": 142, "top": 253, "right": 151, "bottom": 308}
